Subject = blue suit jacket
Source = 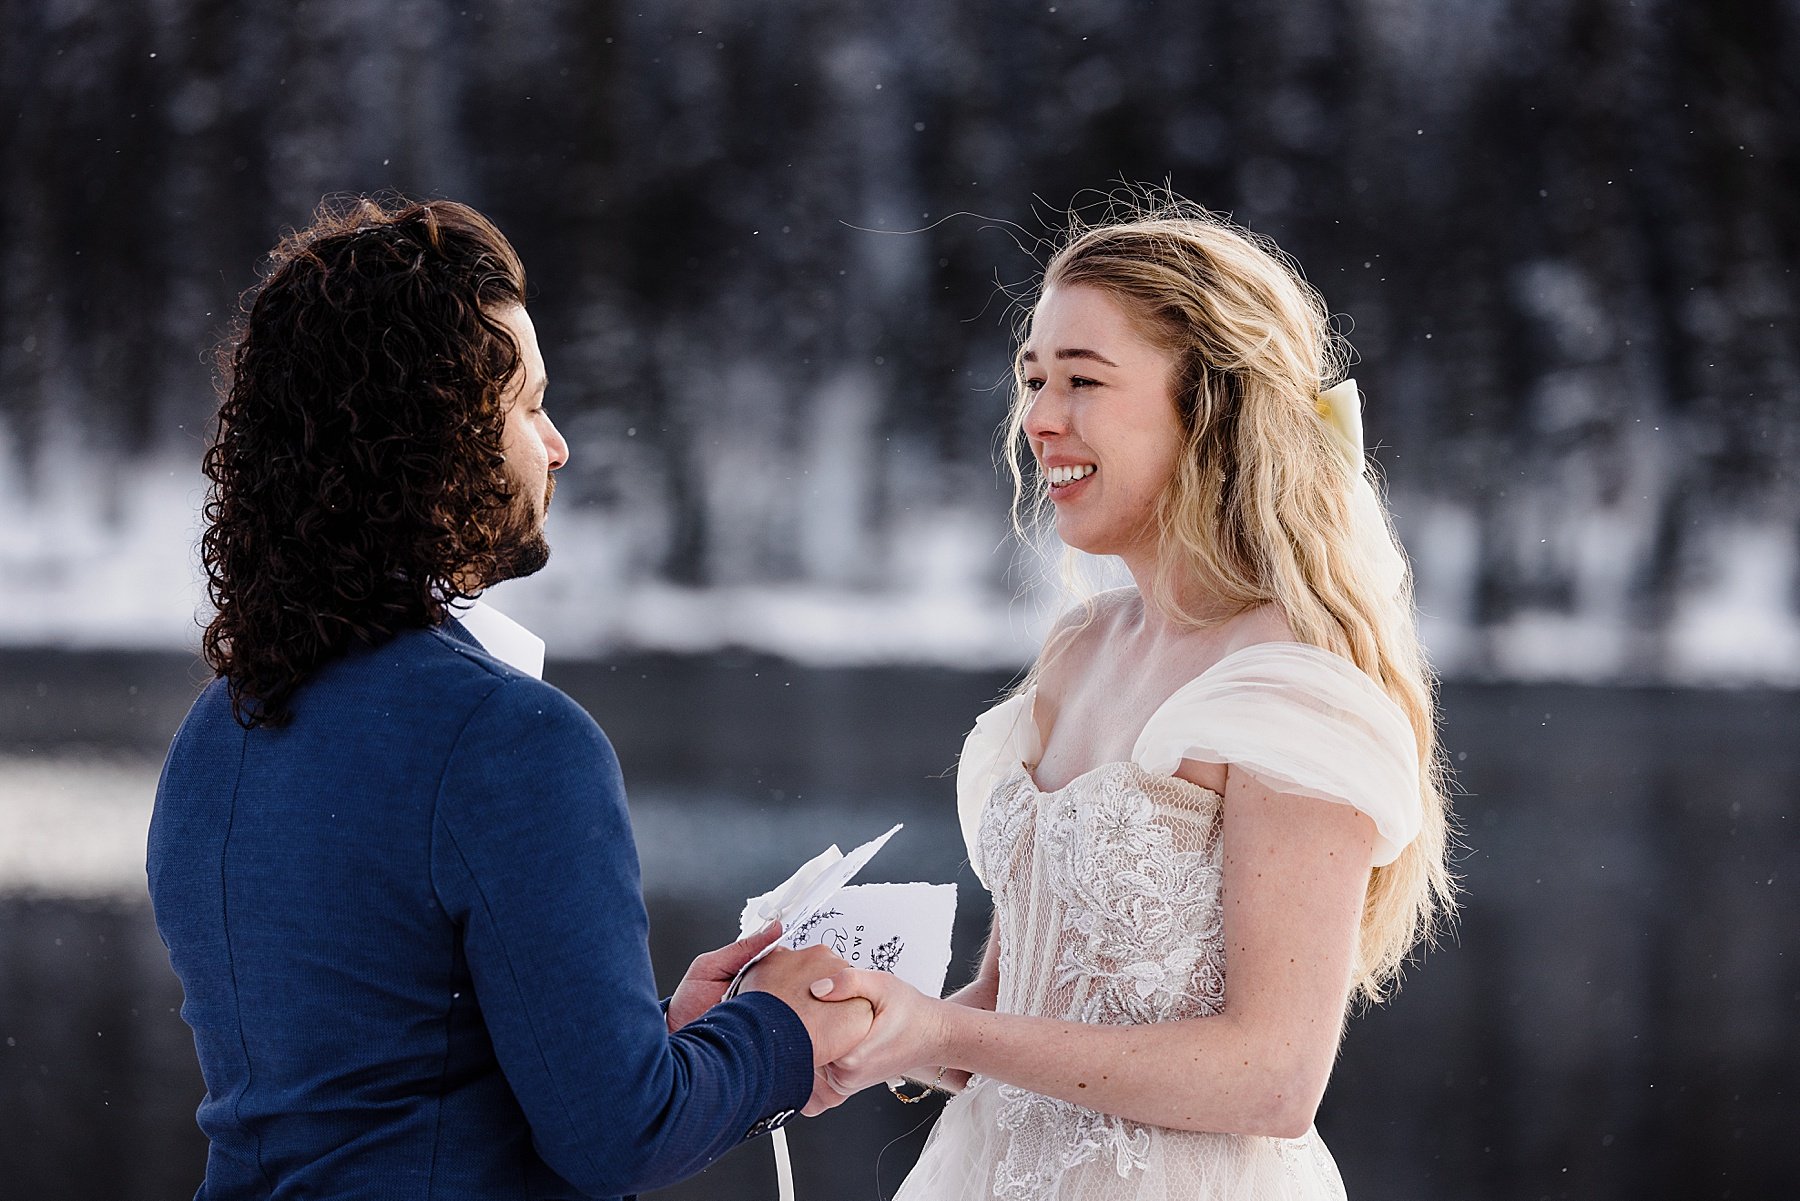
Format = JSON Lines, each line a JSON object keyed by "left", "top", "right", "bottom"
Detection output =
{"left": 147, "top": 620, "right": 811, "bottom": 1199}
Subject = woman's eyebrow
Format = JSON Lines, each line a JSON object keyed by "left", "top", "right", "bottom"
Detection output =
{"left": 1020, "top": 348, "right": 1120, "bottom": 367}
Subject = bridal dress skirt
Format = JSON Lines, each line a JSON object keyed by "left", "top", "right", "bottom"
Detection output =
{"left": 892, "top": 1076, "right": 1348, "bottom": 1201}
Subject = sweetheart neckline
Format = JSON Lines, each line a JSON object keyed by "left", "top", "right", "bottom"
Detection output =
{"left": 1005, "top": 759, "right": 1224, "bottom": 802}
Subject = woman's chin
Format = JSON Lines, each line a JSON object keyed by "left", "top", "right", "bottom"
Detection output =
{"left": 1052, "top": 522, "right": 1114, "bottom": 559}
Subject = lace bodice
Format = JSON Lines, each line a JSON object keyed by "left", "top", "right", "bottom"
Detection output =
{"left": 977, "top": 762, "right": 1241, "bottom": 1195}
{"left": 980, "top": 762, "right": 1227, "bottom": 1030}
{"left": 893, "top": 642, "right": 1420, "bottom": 1200}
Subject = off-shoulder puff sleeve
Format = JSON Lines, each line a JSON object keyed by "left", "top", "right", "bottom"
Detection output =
{"left": 955, "top": 690, "right": 1039, "bottom": 890}
{"left": 1131, "top": 642, "right": 1422, "bottom": 867}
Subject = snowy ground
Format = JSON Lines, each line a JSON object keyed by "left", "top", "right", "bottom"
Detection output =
{"left": 1, "top": 453, "right": 1797, "bottom": 686}
{"left": 0, "top": 755, "right": 161, "bottom": 900}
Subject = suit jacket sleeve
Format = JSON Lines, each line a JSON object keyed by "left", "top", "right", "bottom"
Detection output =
{"left": 429, "top": 676, "right": 813, "bottom": 1197}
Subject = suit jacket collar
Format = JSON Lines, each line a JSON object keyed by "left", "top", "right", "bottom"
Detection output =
{"left": 445, "top": 600, "right": 546, "bottom": 679}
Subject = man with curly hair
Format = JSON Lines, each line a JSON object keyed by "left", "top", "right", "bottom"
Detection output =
{"left": 147, "top": 197, "right": 866, "bottom": 1199}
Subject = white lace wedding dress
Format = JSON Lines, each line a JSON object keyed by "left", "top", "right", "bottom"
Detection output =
{"left": 893, "top": 642, "right": 1422, "bottom": 1201}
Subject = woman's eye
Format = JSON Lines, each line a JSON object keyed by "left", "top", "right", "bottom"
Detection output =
{"left": 1069, "top": 376, "right": 1099, "bottom": 389}
{"left": 1023, "top": 377, "right": 1045, "bottom": 392}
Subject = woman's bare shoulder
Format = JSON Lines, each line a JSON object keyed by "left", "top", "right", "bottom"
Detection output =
{"left": 1213, "top": 602, "right": 1297, "bottom": 658}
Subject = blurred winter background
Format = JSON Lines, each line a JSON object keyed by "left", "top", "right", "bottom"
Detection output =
{"left": 1, "top": 1, "right": 1796, "bottom": 1198}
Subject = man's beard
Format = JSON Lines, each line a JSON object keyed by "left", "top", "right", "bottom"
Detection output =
{"left": 486, "top": 474, "right": 553, "bottom": 585}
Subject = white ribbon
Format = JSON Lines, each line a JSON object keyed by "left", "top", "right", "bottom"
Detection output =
{"left": 1315, "top": 379, "right": 1407, "bottom": 599}
{"left": 1315, "top": 378, "right": 1365, "bottom": 468}
{"left": 774, "top": 1126, "right": 795, "bottom": 1201}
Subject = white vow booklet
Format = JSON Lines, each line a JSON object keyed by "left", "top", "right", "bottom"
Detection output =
{"left": 733, "top": 824, "right": 957, "bottom": 1000}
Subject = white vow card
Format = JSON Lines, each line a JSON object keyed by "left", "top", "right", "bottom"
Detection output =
{"left": 739, "top": 824, "right": 903, "bottom": 941}
{"left": 775, "top": 882, "right": 958, "bottom": 999}
{"left": 732, "top": 823, "right": 957, "bottom": 999}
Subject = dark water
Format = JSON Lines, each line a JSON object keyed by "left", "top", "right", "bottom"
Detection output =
{"left": 2, "top": 650, "right": 1796, "bottom": 1200}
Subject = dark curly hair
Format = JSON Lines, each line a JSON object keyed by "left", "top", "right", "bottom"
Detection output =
{"left": 201, "top": 195, "right": 530, "bottom": 727}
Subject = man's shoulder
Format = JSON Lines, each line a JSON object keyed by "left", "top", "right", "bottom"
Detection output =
{"left": 326, "top": 621, "right": 512, "bottom": 686}
{"left": 287, "top": 624, "right": 591, "bottom": 741}
{"left": 396, "top": 624, "right": 589, "bottom": 719}
{"left": 168, "top": 626, "right": 600, "bottom": 757}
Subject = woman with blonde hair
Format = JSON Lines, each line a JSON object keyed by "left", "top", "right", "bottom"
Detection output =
{"left": 805, "top": 194, "right": 1455, "bottom": 1199}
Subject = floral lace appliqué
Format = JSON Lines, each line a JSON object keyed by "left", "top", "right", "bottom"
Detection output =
{"left": 991, "top": 1083, "right": 1153, "bottom": 1198}
{"left": 977, "top": 762, "right": 1228, "bottom": 1192}
{"left": 1042, "top": 767, "right": 1225, "bottom": 1027}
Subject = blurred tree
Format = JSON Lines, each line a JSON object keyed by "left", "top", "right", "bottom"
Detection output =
{"left": 1, "top": 0, "right": 1794, "bottom": 674}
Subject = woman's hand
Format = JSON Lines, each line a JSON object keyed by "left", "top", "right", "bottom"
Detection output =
{"left": 665, "top": 922, "right": 784, "bottom": 1031}
{"left": 806, "top": 968, "right": 952, "bottom": 1098}
{"left": 804, "top": 1068, "right": 851, "bottom": 1117}
{"left": 740, "top": 945, "right": 873, "bottom": 1065}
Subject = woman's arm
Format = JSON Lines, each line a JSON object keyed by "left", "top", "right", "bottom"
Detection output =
{"left": 898, "top": 913, "right": 1001, "bottom": 1095}
{"left": 948, "top": 919, "right": 1002, "bottom": 1010}
{"left": 814, "top": 765, "right": 1376, "bottom": 1138}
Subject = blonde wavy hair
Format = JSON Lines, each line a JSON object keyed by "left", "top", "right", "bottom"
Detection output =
{"left": 1004, "top": 194, "right": 1455, "bottom": 1002}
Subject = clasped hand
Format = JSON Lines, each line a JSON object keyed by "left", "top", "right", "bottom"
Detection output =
{"left": 794, "top": 965, "right": 950, "bottom": 1116}
{"left": 672, "top": 927, "right": 948, "bottom": 1118}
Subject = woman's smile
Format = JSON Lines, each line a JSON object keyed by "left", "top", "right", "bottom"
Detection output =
{"left": 1045, "top": 461, "right": 1098, "bottom": 495}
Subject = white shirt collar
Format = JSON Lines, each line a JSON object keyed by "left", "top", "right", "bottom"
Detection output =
{"left": 451, "top": 599, "right": 545, "bottom": 679}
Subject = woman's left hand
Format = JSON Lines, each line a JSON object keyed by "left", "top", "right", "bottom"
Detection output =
{"left": 806, "top": 967, "right": 951, "bottom": 1097}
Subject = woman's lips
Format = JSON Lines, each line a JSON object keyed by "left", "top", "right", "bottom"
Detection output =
{"left": 1046, "top": 463, "right": 1096, "bottom": 499}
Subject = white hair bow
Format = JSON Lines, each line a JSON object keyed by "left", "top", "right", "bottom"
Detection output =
{"left": 1315, "top": 378, "right": 1365, "bottom": 469}
{"left": 1315, "top": 379, "right": 1408, "bottom": 599}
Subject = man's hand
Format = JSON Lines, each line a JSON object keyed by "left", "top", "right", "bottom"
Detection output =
{"left": 665, "top": 922, "right": 785, "bottom": 1032}
{"left": 740, "top": 945, "right": 874, "bottom": 1066}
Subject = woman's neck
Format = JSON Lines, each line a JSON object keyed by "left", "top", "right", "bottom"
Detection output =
{"left": 1119, "top": 548, "right": 1243, "bottom": 638}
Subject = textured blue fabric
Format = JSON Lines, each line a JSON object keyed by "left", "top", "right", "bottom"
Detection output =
{"left": 148, "top": 621, "right": 813, "bottom": 1200}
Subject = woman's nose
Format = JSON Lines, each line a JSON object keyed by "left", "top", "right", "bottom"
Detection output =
{"left": 1023, "top": 388, "right": 1067, "bottom": 441}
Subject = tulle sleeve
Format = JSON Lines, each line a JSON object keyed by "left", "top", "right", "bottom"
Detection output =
{"left": 1131, "top": 642, "right": 1422, "bottom": 867}
{"left": 955, "top": 689, "right": 1038, "bottom": 889}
